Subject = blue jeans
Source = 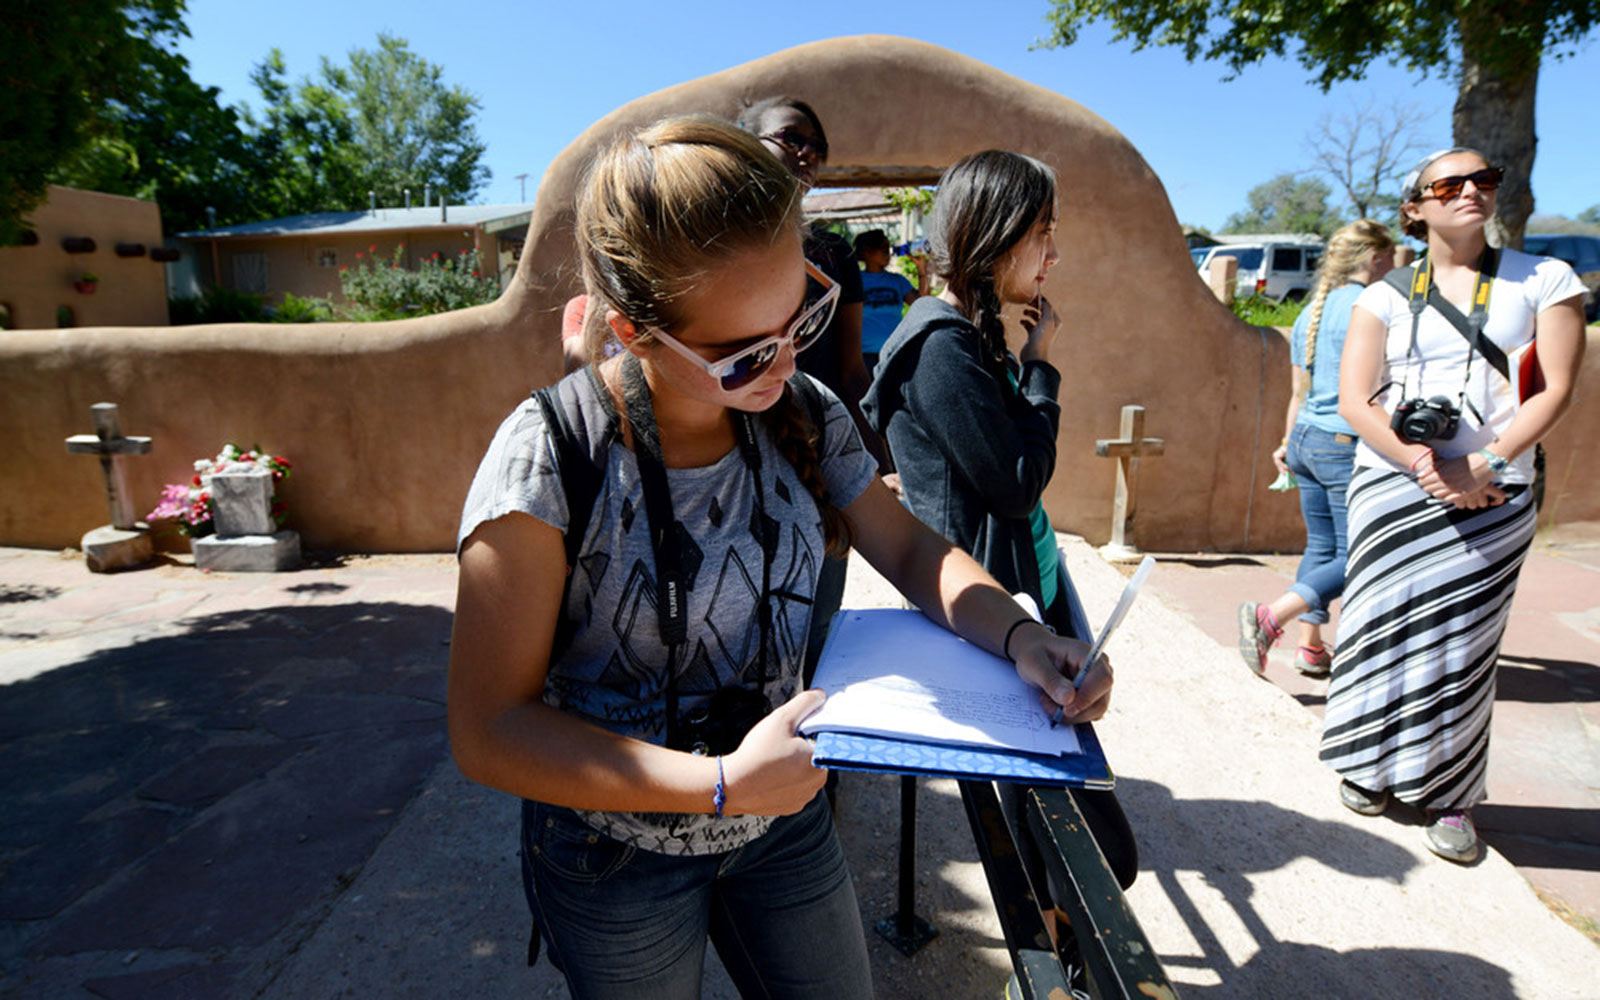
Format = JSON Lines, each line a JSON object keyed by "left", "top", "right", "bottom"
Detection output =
{"left": 1285, "top": 423, "right": 1356, "bottom": 625}
{"left": 521, "top": 793, "right": 872, "bottom": 1000}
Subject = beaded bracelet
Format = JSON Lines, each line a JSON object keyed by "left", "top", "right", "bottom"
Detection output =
{"left": 712, "top": 756, "right": 727, "bottom": 818}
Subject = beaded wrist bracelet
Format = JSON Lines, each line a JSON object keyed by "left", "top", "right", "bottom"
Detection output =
{"left": 712, "top": 756, "right": 727, "bottom": 819}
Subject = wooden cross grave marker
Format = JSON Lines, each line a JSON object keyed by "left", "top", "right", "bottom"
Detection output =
{"left": 1094, "top": 404, "right": 1163, "bottom": 563}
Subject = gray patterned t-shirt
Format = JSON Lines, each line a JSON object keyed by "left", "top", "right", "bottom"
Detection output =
{"left": 458, "top": 372, "right": 876, "bottom": 855}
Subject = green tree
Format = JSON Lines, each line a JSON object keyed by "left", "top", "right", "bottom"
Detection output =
{"left": 1580, "top": 205, "right": 1600, "bottom": 227}
{"left": 0, "top": 0, "right": 186, "bottom": 243}
{"left": 48, "top": 13, "right": 262, "bottom": 235}
{"left": 1224, "top": 174, "right": 1341, "bottom": 237}
{"left": 244, "top": 34, "right": 489, "bottom": 216}
{"left": 1039, "top": 0, "right": 1600, "bottom": 248}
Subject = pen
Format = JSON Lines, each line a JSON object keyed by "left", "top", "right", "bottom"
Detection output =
{"left": 1047, "top": 555, "right": 1156, "bottom": 729}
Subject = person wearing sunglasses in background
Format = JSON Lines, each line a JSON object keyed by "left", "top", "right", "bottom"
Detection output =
{"left": 1320, "top": 148, "right": 1586, "bottom": 864}
{"left": 736, "top": 96, "right": 885, "bottom": 691}
{"left": 449, "top": 116, "right": 1115, "bottom": 999}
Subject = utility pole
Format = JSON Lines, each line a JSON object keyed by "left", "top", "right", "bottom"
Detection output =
{"left": 515, "top": 173, "right": 529, "bottom": 202}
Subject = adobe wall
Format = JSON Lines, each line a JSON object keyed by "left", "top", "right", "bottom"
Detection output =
{"left": 0, "top": 37, "right": 1595, "bottom": 553}
{"left": 0, "top": 186, "right": 169, "bottom": 330}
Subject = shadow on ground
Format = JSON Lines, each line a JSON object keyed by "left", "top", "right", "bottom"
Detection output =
{"left": 0, "top": 600, "right": 452, "bottom": 999}
{"left": 1116, "top": 776, "right": 1525, "bottom": 996}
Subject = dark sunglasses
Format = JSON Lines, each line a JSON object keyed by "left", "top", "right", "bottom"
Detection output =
{"left": 1417, "top": 166, "right": 1503, "bottom": 203}
{"left": 760, "top": 127, "right": 828, "bottom": 161}
{"left": 648, "top": 261, "right": 840, "bottom": 392}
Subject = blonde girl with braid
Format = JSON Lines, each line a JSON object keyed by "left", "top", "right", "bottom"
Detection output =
{"left": 1238, "top": 219, "right": 1395, "bottom": 678}
{"left": 449, "top": 117, "right": 1113, "bottom": 1000}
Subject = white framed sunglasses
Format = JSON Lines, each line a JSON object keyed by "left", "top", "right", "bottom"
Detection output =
{"left": 648, "top": 260, "right": 839, "bottom": 391}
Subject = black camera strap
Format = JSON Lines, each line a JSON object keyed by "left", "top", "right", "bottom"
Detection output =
{"left": 619, "top": 354, "right": 772, "bottom": 748}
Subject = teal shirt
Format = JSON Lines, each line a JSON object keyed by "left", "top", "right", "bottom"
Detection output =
{"left": 1028, "top": 503, "right": 1058, "bottom": 610}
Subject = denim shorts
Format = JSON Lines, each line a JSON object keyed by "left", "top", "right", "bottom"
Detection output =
{"left": 521, "top": 792, "right": 872, "bottom": 999}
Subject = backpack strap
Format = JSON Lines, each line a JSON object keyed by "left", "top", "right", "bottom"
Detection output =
{"left": 530, "top": 365, "right": 616, "bottom": 660}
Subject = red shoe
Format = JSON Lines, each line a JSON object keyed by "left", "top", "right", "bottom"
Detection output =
{"left": 1294, "top": 644, "right": 1332, "bottom": 678}
{"left": 1237, "top": 603, "right": 1282, "bottom": 676}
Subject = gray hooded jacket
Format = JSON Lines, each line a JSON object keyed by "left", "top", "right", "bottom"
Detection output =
{"left": 861, "top": 295, "right": 1062, "bottom": 603}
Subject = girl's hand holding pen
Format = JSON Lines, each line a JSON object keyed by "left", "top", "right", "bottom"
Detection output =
{"left": 1009, "top": 625, "right": 1113, "bottom": 725}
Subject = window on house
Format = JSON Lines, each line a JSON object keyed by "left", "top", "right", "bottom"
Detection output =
{"left": 0, "top": 302, "right": 12, "bottom": 330}
{"left": 56, "top": 305, "right": 75, "bottom": 328}
{"left": 232, "top": 253, "right": 269, "bottom": 292}
{"left": 316, "top": 248, "right": 338, "bottom": 268}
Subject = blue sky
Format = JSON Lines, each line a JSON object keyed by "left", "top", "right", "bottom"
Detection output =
{"left": 179, "top": 0, "right": 1599, "bottom": 230}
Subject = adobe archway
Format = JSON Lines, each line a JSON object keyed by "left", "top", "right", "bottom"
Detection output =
{"left": 505, "top": 34, "right": 1300, "bottom": 551}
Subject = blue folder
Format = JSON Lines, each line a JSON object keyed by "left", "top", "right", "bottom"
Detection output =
{"left": 810, "top": 726, "right": 1112, "bottom": 789}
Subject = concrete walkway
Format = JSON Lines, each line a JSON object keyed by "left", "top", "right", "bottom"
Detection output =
{"left": 0, "top": 537, "right": 1596, "bottom": 999}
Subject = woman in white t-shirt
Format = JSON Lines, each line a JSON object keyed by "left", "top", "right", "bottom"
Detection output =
{"left": 1319, "top": 148, "right": 1586, "bottom": 864}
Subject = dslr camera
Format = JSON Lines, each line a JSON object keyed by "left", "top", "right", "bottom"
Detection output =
{"left": 1391, "top": 395, "right": 1460, "bottom": 445}
{"left": 668, "top": 685, "right": 770, "bottom": 757}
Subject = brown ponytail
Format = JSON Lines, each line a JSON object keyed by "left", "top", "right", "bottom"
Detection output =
{"left": 929, "top": 149, "right": 1056, "bottom": 366}
{"left": 765, "top": 385, "right": 854, "bottom": 557}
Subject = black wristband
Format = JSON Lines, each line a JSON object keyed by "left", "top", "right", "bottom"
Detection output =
{"left": 1002, "top": 617, "right": 1036, "bottom": 662}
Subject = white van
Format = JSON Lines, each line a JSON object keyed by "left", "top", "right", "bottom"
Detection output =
{"left": 1195, "top": 236, "right": 1324, "bottom": 302}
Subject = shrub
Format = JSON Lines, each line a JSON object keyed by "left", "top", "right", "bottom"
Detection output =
{"left": 270, "top": 292, "right": 335, "bottom": 323}
{"left": 338, "top": 244, "right": 499, "bottom": 320}
{"left": 1232, "top": 294, "right": 1306, "bottom": 327}
{"left": 169, "top": 286, "right": 268, "bottom": 325}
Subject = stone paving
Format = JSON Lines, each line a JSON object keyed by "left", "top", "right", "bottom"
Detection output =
{"left": 0, "top": 551, "right": 457, "bottom": 999}
{"left": 1, "top": 539, "right": 1597, "bottom": 999}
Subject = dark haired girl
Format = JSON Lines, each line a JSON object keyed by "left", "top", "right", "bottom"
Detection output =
{"left": 863, "top": 149, "right": 1138, "bottom": 948}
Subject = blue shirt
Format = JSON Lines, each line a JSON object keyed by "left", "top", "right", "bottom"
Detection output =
{"left": 1290, "top": 283, "right": 1360, "bottom": 436}
{"left": 860, "top": 270, "right": 914, "bottom": 354}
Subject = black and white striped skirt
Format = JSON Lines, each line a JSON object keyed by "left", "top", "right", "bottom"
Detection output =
{"left": 1318, "top": 467, "right": 1536, "bottom": 811}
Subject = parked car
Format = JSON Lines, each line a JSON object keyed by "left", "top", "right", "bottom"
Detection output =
{"left": 1194, "top": 237, "right": 1324, "bottom": 302}
{"left": 1523, "top": 234, "right": 1600, "bottom": 322}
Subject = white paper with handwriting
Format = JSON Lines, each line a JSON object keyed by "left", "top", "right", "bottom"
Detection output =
{"left": 799, "top": 609, "right": 1081, "bottom": 757}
